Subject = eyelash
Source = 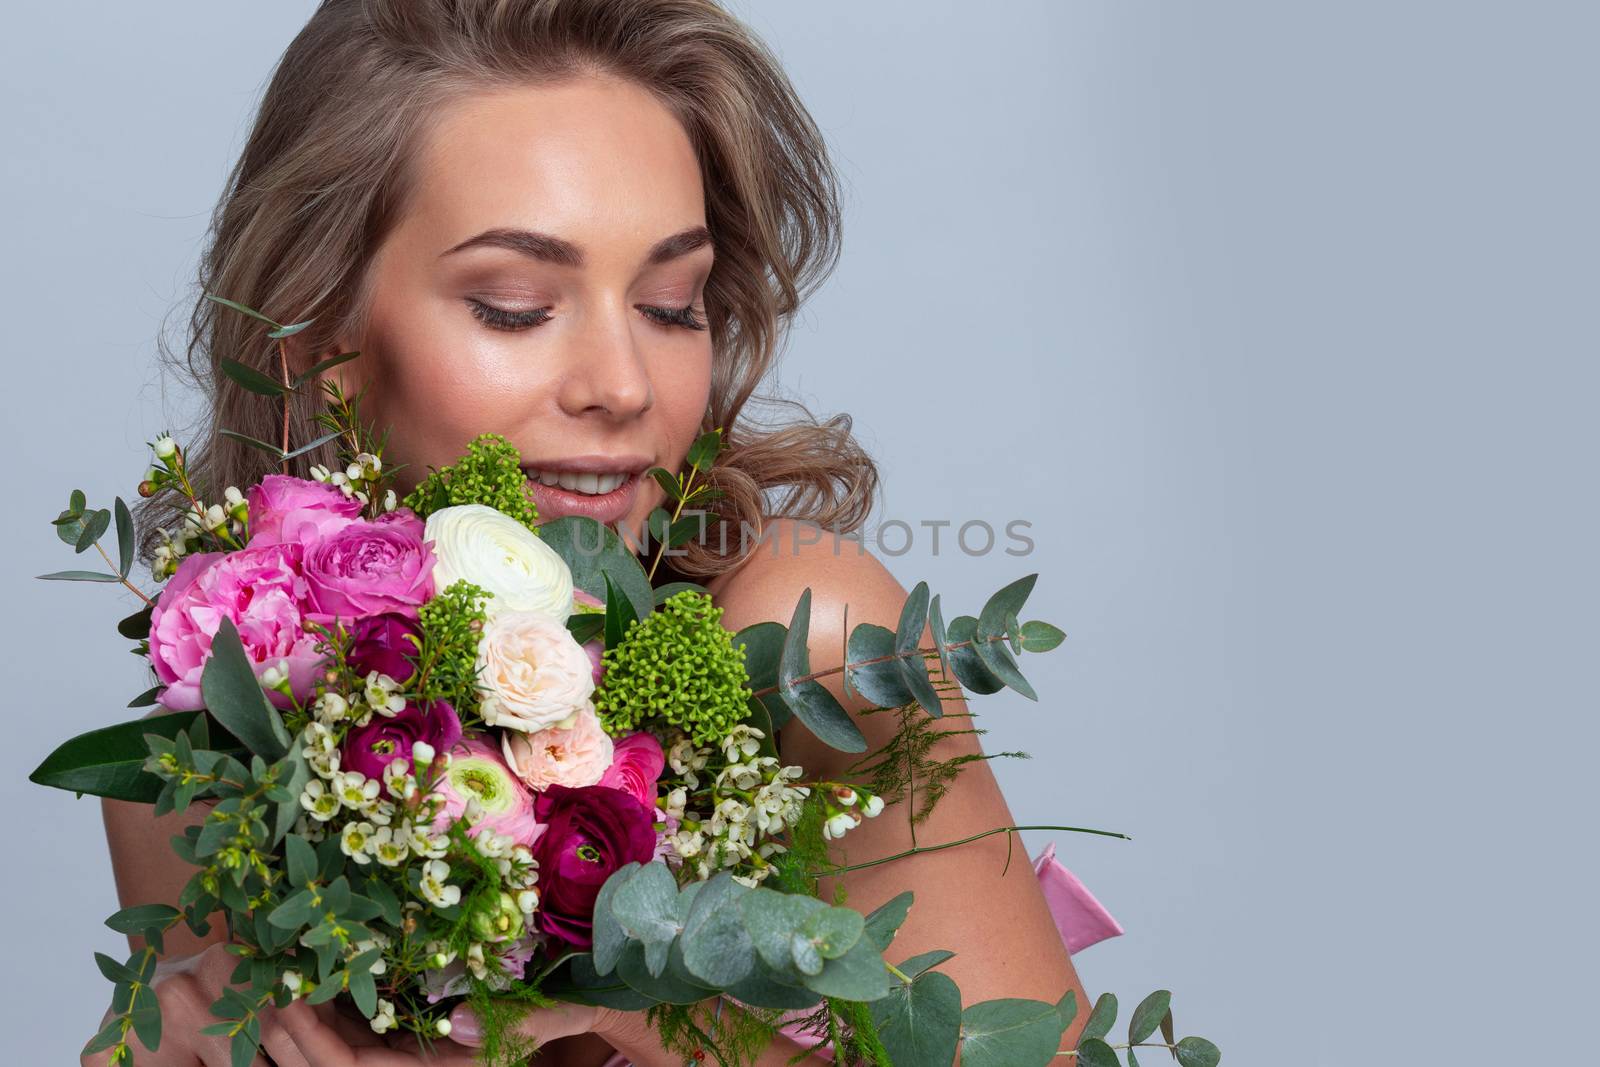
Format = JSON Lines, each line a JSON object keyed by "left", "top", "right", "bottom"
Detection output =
{"left": 466, "top": 299, "right": 708, "bottom": 333}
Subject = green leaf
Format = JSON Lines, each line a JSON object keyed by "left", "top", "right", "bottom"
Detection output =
{"left": 591, "top": 862, "right": 642, "bottom": 976}
{"left": 75, "top": 507, "right": 111, "bottom": 553}
{"left": 118, "top": 605, "right": 154, "bottom": 640}
{"left": 266, "top": 318, "right": 314, "bottom": 339}
{"left": 285, "top": 835, "right": 317, "bottom": 888}
{"left": 82, "top": 1017, "right": 125, "bottom": 1054}
{"left": 539, "top": 516, "right": 654, "bottom": 620}
{"left": 894, "top": 581, "right": 944, "bottom": 716}
{"left": 200, "top": 618, "right": 290, "bottom": 759}
{"left": 1129, "top": 990, "right": 1172, "bottom": 1044}
{"left": 130, "top": 984, "right": 163, "bottom": 1050}
{"left": 220, "top": 357, "right": 287, "bottom": 396}
{"left": 863, "top": 890, "right": 913, "bottom": 952}
{"left": 1174, "top": 1037, "right": 1220, "bottom": 1067}
{"left": 652, "top": 580, "right": 708, "bottom": 605}
{"left": 960, "top": 998, "right": 1066, "bottom": 1067}
{"left": 566, "top": 611, "right": 606, "bottom": 645}
{"left": 647, "top": 467, "right": 683, "bottom": 502}
{"left": 615, "top": 940, "right": 716, "bottom": 1005}
{"left": 943, "top": 615, "right": 1005, "bottom": 694}
{"left": 779, "top": 589, "right": 866, "bottom": 753}
{"left": 204, "top": 293, "right": 282, "bottom": 328}
{"left": 974, "top": 575, "right": 1039, "bottom": 700}
{"left": 106, "top": 904, "right": 180, "bottom": 936}
{"left": 869, "top": 967, "right": 961, "bottom": 1067}
{"left": 29, "top": 712, "right": 236, "bottom": 801}
{"left": 724, "top": 959, "right": 824, "bottom": 1011}
{"left": 1056, "top": 989, "right": 1079, "bottom": 1030}
{"left": 114, "top": 497, "right": 135, "bottom": 578}
{"left": 231, "top": 1030, "right": 260, "bottom": 1067}
{"left": 686, "top": 428, "right": 723, "bottom": 470}
{"left": 801, "top": 906, "right": 864, "bottom": 961}
{"left": 800, "top": 935, "right": 890, "bottom": 1001}
{"left": 36, "top": 569, "right": 119, "bottom": 583}
{"left": 679, "top": 873, "right": 754, "bottom": 987}
{"left": 542, "top": 953, "right": 655, "bottom": 1011}
{"left": 1081, "top": 992, "right": 1118, "bottom": 1041}
{"left": 293, "top": 350, "right": 360, "bottom": 388}
{"left": 94, "top": 952, "right": 140, "bottom": 984}
{"left": 734, "top": 621, "right": 791, "bottom": 730}
{"left": 282, "top": 429, "right": 343, "bottom": 461}
{"left": 349, "top": 966, "right": 377, "bottom": 1017}
{"left": 1019, "top": 620, "right": 1066, "bottom": 653}
{"left": 219, "top": 428, "right": 285, "bottom": 460}
{"left": 740, "top": 888, "right": 825, "bottom": 974}
{"left": 898, "top": 949, "right": 955, "bottom": 978}
{"left": 602, "top": 572, "right": 639, "bottom": 651}
{"left": 844, "top": 623, "right": 913, "bottom": 708}
{"left": 1077, "top": 1038, "right": 1121, "bottom": 1067}
{"left": 609, "top": 861, "right": 680, "bottom": 976}
{"left": 273, "top": 749, "right": 311, "bottom": 844}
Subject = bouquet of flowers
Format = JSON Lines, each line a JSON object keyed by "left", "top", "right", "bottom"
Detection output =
{"left": 32, "top": 299, "right": 1220, "bottom": 1067}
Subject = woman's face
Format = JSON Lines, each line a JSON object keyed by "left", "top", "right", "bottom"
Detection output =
{"left": 325, "top": 74, "right": 714, "bottom": 538}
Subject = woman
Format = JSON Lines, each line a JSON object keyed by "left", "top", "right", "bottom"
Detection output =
{"left": 92, "top": 1, "right": 1113, "bottom": 1063}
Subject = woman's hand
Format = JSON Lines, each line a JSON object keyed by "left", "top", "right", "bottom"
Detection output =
{"left": 79, "top": 942, "right": 479, "bottom": 1067}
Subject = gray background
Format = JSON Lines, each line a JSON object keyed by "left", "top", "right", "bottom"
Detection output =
{"left": 3, "top": 2, "right": 1594, "bottom": 1063}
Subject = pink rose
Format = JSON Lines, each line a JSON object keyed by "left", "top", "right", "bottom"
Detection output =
{"left": 430, "top": 739, "right": 544, "bottom": 847}
{"left": 301, "top": 511, "right": 434, "bottom": 625}
{"left": 149, "top": 542, "right": 325, "bottom": 711}
{"left": 597, "top": 731, "right": 665, "bottom": 809}
{"left": 502, "top": 705, "right": 615, "bottom": 792}
{"left": 246, "top": 474, "right": 363, "bottom": 547}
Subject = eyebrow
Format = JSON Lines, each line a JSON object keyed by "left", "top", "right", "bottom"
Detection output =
{"left": 439, "top": 225, "right": 714, "bottom": 268}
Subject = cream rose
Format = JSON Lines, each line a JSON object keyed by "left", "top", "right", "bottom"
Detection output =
{"left": 423, "top": 504, "right": 574, "bottom": 619}
{"left": 477, "top": 608, "right": 596, "bottom": 732}
{"left": 502, "top": 703, "right": 615, "bottom": 791}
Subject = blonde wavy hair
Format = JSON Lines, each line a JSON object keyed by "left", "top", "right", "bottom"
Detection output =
{"left": 137, "top": 0, "right": 878, "bottom": 578}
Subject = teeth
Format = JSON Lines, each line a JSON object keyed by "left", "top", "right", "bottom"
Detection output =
{"left": 525, "top": 469, "right": 628, "bottom": 495}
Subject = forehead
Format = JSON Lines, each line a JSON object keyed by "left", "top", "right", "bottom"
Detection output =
{"left": 406, "top": 76, "right": 706, "bottom": 258}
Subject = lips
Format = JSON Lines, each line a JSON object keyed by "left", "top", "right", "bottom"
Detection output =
{"left": 521, "top": 461, "right": 649, "bottom": 526}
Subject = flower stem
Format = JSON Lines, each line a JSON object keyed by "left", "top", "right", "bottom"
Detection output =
{"left": 821, "top": 823, "right": 1129, "bottom": 876}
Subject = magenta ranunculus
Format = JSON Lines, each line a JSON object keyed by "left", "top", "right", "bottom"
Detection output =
{"left": 597, "top": 731, "right": 665, "bottom": 809}
{"left": 531, "top": 783, "right": 658, "bottom": 948}
{"left": 246, "top": 474, "right": 363, "bottom": 547}
{"left": 348, "top": 612, "right": 423, "bottom": 685}
{"left": 301, "top": 511, "right": 434, "bottom": 626}
{"left": 341, "top": 699, "right": 462, "bottom": 781}
{"left": 149, "top": 542, "right": 325, "bottom": 711}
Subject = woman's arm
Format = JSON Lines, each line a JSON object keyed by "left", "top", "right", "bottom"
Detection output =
{"left": 706, "top": 519, "right": 1094, "bottom": 1049}
{"left": 102, "top": 790, "right": 226, "bottom": 958}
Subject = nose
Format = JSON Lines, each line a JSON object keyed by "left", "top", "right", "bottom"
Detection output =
{"left": 556, "top": 304, "right": 654, "bottom": 420}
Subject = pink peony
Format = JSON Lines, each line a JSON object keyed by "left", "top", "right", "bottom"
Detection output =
{"left": 149, "top": 542, "right": 325, "bottom": 711}
{"left": 501, "top": 705, "right": 615, "bottom": 792}
{"left": 245, "top": 474, "right": 363, "bottom": 547}
{"left": 597, "top": 730, "right": 665, "bottom": 809}
{"left": 301, "top": 510, "right": 434, "bottom": 625}
{"left": 430, "top": 739, "right": 544, "bottom": 847}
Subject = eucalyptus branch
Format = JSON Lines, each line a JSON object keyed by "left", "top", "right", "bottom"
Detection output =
{"left": 748, "top": 634, "right": 1015, "bottom": 699}
{"left": 821, "top": 823, "right": 1129, "bottom": 876}
{"left": 90, "top": 539, "right": 154, "bottom": 606}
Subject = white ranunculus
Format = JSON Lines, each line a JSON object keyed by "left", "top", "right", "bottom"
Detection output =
{"left": 423, "top": 504, "right": 574, "bottom": 619}
{"left": 477, "top": 609, "right": 596, "bottom": 733}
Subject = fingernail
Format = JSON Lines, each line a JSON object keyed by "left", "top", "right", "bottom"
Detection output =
{"left": 448, "top": 1005, "right": 482, "bottom": 1045}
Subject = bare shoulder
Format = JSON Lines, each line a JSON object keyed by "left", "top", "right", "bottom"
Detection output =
{"left": 704, "top": 517, "right": 910, "bottom": 638}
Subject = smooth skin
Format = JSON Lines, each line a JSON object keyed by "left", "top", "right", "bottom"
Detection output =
{"left": 88, "top": 73, "right": 1089, "bottom": 1065}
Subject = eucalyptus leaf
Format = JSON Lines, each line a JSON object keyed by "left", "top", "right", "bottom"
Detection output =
{"left": 779, "top": 589, "right": 866, "bottom": 752}
{"left": 266, "top": 318, "right": 314, "bottom": 339}
{"left": 609, "top": 861, "right": 680, "bottom": 971}
{"left": 870, "top": 967, "right": 961, "bottom": 1067}
{"left": 591, "top": 862, "right": 642, "bottom": 976}
{"left": 1077, "top": 1038, "right": 1121, "bottom": 1067}
{"left": 680, "top": 873, "right": 754, "bottom": 987}
{"left": 898, "top": 949, "right": 956, "bottom": 978}
{"left": 282, "top": 429, "right": 343, "bottom": 461}
{"left": 1081, "top": 992, "right": 1118, "bottom": 1041}
{"left": 220, "top": 428, "right": 286, "bottom": 460}
{"left": 740, "top": 887, "right": 826, "bottom": 973}
{"left": 799, "top": 934, "right": 890, "bottom": 1001}
{"left": 75, "top": 508, "right": 111, "bottom": 553}
{"left": 615, "top": 940, "right": 714, "bottom": 1005}
{"left": 1129, "top": 989, "right": 1172, "bottom": 1044}
{"left": 114, "top": 497, "right": 135, "bottom": 578}
{"left": 200, "top": 618, "right": 290, "bottom": 759}
{"left": 205, "top": 293, "right": 282, "bottom": 328}
{"left": 220, "top": 357, "right": 287, "bottom": 396}
{"left": 293, "top": 350, "right": 360, "bottom": 387}
{"left": 539, "top": 516, "right": 654, "bottom": 620}
{"left": 36, "top": 569, "right": 120, "bottom": 583}
{"left": 542, "top": 953, "right": 655, "bottom": 1011}
{"left": 943, "top": 616, "right": 1005, "bottom": 695}
{"left": 863, "top": 890, "right": 913, "bottom": 952}
{"left": 894, "top": 581, "right": 945, "bottom": 717}
{"left": 1174, "top": 1037, "right": 1220, "bottom": 1067}
{"left": 844, "top": 623, "right": 913, "bottom": 708}
{"left": 1019, "top": 619, "right": 1066, "bottom": 653}
{"left": 959, "top": 998, "right": 1066, "bottom": 1067}
{"left": 686, "top": 428, "right": 722, "bottom": 470}
{"left": 734, "top": 621, "right": 791, "bottom": 730}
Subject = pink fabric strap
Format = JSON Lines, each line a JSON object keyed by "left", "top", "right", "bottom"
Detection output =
{"left": 598, "top": 843, "right": 1119, "bottom": 1066}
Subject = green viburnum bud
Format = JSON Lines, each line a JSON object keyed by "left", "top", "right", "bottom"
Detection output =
{"left": 469, "top": 891, "right": 525, "bottom": 944}
{"left": 402, "top": 432, "right": 539, "bottom": 532}
{"left": 594, "top": 590, "right": 753, "bottom": 745}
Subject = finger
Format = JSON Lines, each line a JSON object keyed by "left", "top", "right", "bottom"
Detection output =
{"left": 274, "top": 1000, "right": 356, "bottom": 1067}
{"left": 260, "top": 1006, "right": 315, "bottom": 1067}
{"left": 314, "top": 1000, "right": 388, "bottom": 1047}
{"left": 445, "top": 1001, "right": 598, "bottom": 1049}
